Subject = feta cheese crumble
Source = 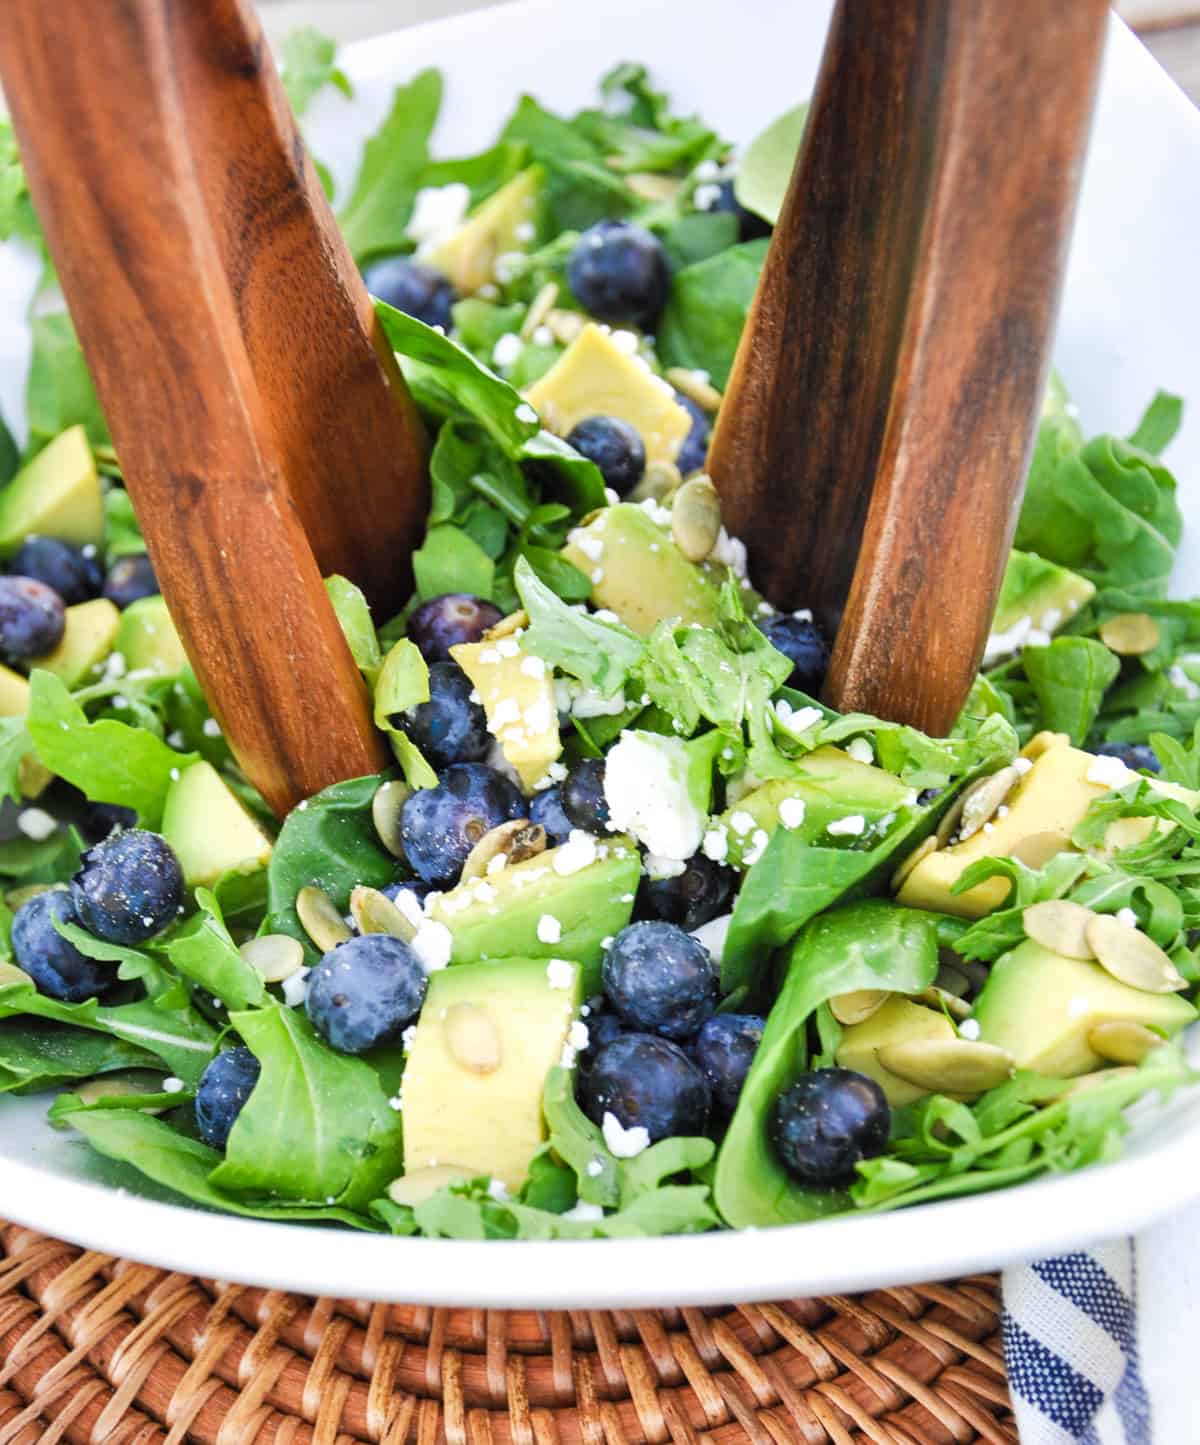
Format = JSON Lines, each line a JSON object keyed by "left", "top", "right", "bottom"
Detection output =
{"left": 827, "top": 814, "right": 867, "bottom": 837}
{"left": 603, "top": 731, "right": 706, "bottom": 861}
{"left": 553, "top": 830, "right": 598, "bottom": 876}
{"left": 411, "top": 921, "right": 453, "bottom": 973}
{"left": 846, "top": 737, "right": 875, "bottom": 766}
{"left": 702, "top": 827, "right": 729, "bottom": 862}
{"left": 536, "top": 913, "right": 563, "bottom": 944}
{"left": 1116, "top": 907, "right": 1139, "bottom": 929}
{"left": 1087, "top": 755, "right": 1134, "bottom": 790}
{"left": 491, "top": 332, "right": 524, "bottom": 370}
{"left": 958, "top": 1018, "right": 982, "bottom": 1041}
{"left": 406, "top": 182, "right": 470, "bottom": 251}
{"left": 562, "top": 1201, "right": 605, "bottom": 1223}
{"left": 601, "top": 1111, "right": 651, "bottom": 1159}
{"left": 16, "top": 808, "right": 56, "bottom": 841}
{"left": 162, "top": 1076, "right": 185, "bottom": 1094}
{"left": 282, "top": 967, "right": 311, "bottom": 1008}
{"left": 546, "top": 959, "right": 577, "bottom": 990}
{"left": 778, "top": 797, "right": 807, "bottom": 830}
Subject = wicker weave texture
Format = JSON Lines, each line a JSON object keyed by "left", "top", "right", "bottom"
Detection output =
{"left": 0, "top": 1222, "right": 1016, "bottom": 1444}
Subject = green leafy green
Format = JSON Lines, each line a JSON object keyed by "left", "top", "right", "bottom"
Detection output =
{"left": 25, "top": 314, "right": 110, "bottom": 451}
{"left": 1021, "top": 637, "right": 1121, "bottom": 745}
{"left": 0, "top": 411, "right": 18, "bottom": 486}
{"left": 515, "top": 555, "right": 643, "bottom": 695}
{"left": 164, "top": 890, "right": 266, "bottom": 1011}
{"left": 412, "top": 524, "right": 495, "bottom": 601}
{"left": 280, "top": 26, "right": 353, "bottom": 116}
{"left": 657, "top": 239, "right": 769, "bottom": 388}
{"left": 734, "top": 102, "right": 807, "bottom": 224}
{"left": 0, "top": 716, "right": 34, "bottom": 805}
{"left": 499, "top": 96, "right": 633, "bottom": 232}
{"left": 0, "top": 1020, "right": 157, "bottom": 1094}
{"left": 1128, "top": 390, "right": 1183, "bottom": 456}
{"left": 372, "top": 640, "right": 438, "bottom": 789}
{"left": 325, "top": 575, "right": 381, "bottom": 679}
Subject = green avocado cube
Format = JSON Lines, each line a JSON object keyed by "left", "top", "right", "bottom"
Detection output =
{"left": 0, "top": 426, "right": 104, "bottom": 554}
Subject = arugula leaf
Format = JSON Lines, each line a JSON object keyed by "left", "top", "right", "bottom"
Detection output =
{"left": 656, "top": 239, "right": 769, "bottom": 389}
{"left": 0, "top": 828, "right": 83, "bottom": 884}
{"left": 1127, "top": 390, "right": 1183, "bottom": 456}
{"left": 1151, "top": 724, "right": 1200, "bottom": 789}
{"left": 52, "top": 1107, "right": 376, "bottom": 1227}
{"left": 951, "top": 853, "right": 1096, "bottom": 962}
{"left": 542, "top": 1064, "right": 619, "bottom": 1206}
{"left": 210, "top": 1006, "right": 404, "bottom": 1209}
{"left": 372, "top": 640, "right": 438, "bottom": 789}
{"left": 25, "top": 314, "right": 110, "bottom": 451}
{"left": 499, "top": 95, "right": 633, "bottom": 232}
{"left": 338, "top": 69, "right": 443, "bottom": 263}
{"left": 714, "top": 901, "right": 939, "bottom": 1229}
{"left": 25, "top": 671, "right": 199, "bottom": 827}
{"left": 264, "top": 774, "right": 396, "bottom": 960}
{"left": 164, "top": 889, "right": 266, "bottom": 1011}
{"left": 0, "top": 1019, "right": 157, "bottom": 1094}
{"left": 1022, "top": 637, "right": 1121, "bottom": 745}
{"left": 103, "top": 489, "right": 146, "bottom": 560}
{"left": 279, "top": 26, "right": 353, "bottom": 116}
{"left": 0, "top": 716, "right": 33, "bottom": 805}
{"left": 734, "top": 102, "right": 808, "bottom": 225}
{"left": 515, "top": 555, "right": 643, "bottom": 694}
{"left": 324, "top": 575, "right": 380, "bottom": 679}
{"left": 412, "top": 524, "right": 495, "bottom": 601}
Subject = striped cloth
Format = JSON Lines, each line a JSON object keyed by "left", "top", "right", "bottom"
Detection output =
{"left": 1002, "top": 1241, "right": 1150, "bottom": 1444}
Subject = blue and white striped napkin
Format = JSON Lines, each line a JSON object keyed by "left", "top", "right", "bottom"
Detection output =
{"left": 1003, "top": 1240, "right": 1151, "bottom": 1445}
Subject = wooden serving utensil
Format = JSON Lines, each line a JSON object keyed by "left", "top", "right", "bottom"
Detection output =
{"left": 0, "top": 0, "right": 430, "bottom": 817}
{"left": 709, "top": 0, "right": 1109, "bottom": 735}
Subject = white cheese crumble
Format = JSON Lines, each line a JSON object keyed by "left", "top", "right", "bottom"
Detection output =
{"left": 827, "top": 814, "right": 867, "bottom": 837}
{"left": 162, "top": 1076, "right": 185, "bottom": 1095}
{"left": 694, "top": 182, "right": 722, "bottom": 211}
{"left": 411, "top": 921, "right": 453, "bottom": 973}
{"left": 567, "top": 1021, "right": 590, "bottom": 1055}
{"left": 490, "top": 697, "right": 521, "bottom": 729}
{"left": 702, "top": 827, "right": 729, "bottom": 862}
{"left": 603, "top": 731, "right": 706, "bottom": 861}
{"left": 553, "top": 830, "right": 598, "bottom": 876}
{"left": 536, "top": 913, "right": 563, "bottom": 944}
{"left": 282, "top": 967, "right": 311, "bottom": 1008}
{"left": 401, "top": 1025, "right": 419, "bottom": 1051}
{"left": 778, "top": 797, "right": 807, "bottom": 830}
{"left": 532, "top": 324, "right": 554, "bottom": 346}
{"left": 644, "top": 852, "right": 687, "bottom": 880}
{"left": 520, "top": 654, "right": 547, "bottom": 679}
{"left": 728, "top": 810, "right": 755, "bottom": 837}
{"left": 491, "top": 332, "right": 524, "bottom": 370}
{"left": 546, "top": 959, "right": 577, "bottom": 990}
{"left": 1087, "top": 755, "right": 1135, "bottom": 790}
{"left": 1012, "top": 756, "right": 1034, "bottom": 775}
{"left": 742, "top": 828, "right": 769, "bottom": 867}
{"left": 570, "top": 686, "right": 627, "bottom": 718}
{"left": 406, "top": 182, "right": 470, "bottom": 251}
{"left": 515, "top": 402, "right": 539, "bottom": 426}
{"left": 773, "top": 698, "right": 824, "bottom": 736}
{"left": 610, "top": 329, "right": 639, "bottom": 354}
{"left": 709, "top": 528, "right": 747, "bottom": 576}
{"left": 1116, "top": 907, "right": 1139, "bottom": 929}
{"left": 477, "top": 646, "right": 501, "bottom": 665}
{"left": 602, "top": 1111, "right": 651, "bottom": 1158}
{"left": 691, "top": 912, "right": 732, "bottom": 966}
{"left": 586, "top": 1158, "right": 605, "bottom": 1178}
{"left": 202, "top": 718, "right": 222, "bottom": 738}
{"left": 497, "top": 636, "right": 522, "bottom": 658}
{"left": 958, "top": 1018, "right": 982, "bottom": 1041}
{"left": 16, "top": 808, "right": 56, "bottom": 841}
{"left": 562, "top": 1201, "right": 605, "bottom": 1223}
{"left": 846, "top": 737, "right": 875, "bottom": 766}
{"left": 487, "top": 1178, "right": 512, "bottom": 1201}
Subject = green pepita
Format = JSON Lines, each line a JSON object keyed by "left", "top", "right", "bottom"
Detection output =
{"left": 388, "top": 1165, "right": 474, "bottom": 1207}
{"left": 1085, "top": 914, "right": 1188, "bottom": 993}
{"left": 877, "top": 1037, "right": 1015, "bottom": 1096}
{"left": 1023, "top": 900, "right": 1098, "bottom": 960}
{"left": 0, "top": 962, "right": 32, "bottom": 988}
{"left": 371, "top": 780, "right": 410, "bottom": 859}
{"left": 349, "top": 885, "right": 418, "bottom": 944}
{"left": 1087, "top": 1020, "right": 1163, "bottom": 1066}
{"left": 956, "top": 765, "right": 1021, "bottom": 842}
{"left": 73, "top": 1072, "right": 172, "bottom": 1112}
{"left": 891, "top": 835, "right": 936, "bottom": 890}
{"left": 628, "top": 459, "right": 682, "bottom": 504}
{"left": 295, "top": 885, "right": 352, "bottom": 954}
{"left": 520, "top": 282, "right": 560, "bottom": 340}
{"left": 239, "top": 933, "right": 306, "bottom": 984}
{"left": 665, "top": 366, "right": 723, "bottom": 413}
{"left": 460, "top": 819, "right": 545, "bottom": 882}
{"left": 1099, "top": 612, "right": 1161, "bottom": 657}
{"left": 829, "top": 989, "right": 888, "bottom": 1026}
{"left": 670, "top": 474, "right": 722, "bottom": 562}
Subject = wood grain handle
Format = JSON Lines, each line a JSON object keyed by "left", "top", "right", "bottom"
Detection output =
{"left": 0, "top": 0, "right": 394, "bottom": 817}
{"left": 710, "top": 0, "right": 1108, "bottom": 734}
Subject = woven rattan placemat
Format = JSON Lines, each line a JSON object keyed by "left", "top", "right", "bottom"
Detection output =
{"left": 0, "top": 1221, "right": 1016, "bottom": 1443}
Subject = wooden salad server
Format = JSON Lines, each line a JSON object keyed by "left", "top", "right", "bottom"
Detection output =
{"left": 0, "top": 0, "right": 431, "bottom": 817}
{"left": 709, "top": 0, "right": 1109, "bottom": 735}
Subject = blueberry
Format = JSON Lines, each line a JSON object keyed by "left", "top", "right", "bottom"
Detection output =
{"left": 602, "top": 921, "right": 718, "bottom": 1040}
{"left": 639, "top": 854, "right": 733, "bottom": 932}
{"left": 11, "top": 889, "right": 114, "bottom": 1002}
{"left": 399, "top": 762, "right": 524, "bottom": 886}
{"left": 578, "top": 1033, "right": 710, "bottom": 1142}
{"left": 561, "top": 759, "right": 610, "bottom": 834}
{"left": 769, "top": 1068, "right": 890, "bottom": 1187}
{"left": 305, "top": 933, "right": 428, "bottom": 1054}
{"left": 195, "top": 1046, "right": 261, "bottom": 1150}
{"left": 694, "top": 1014, "right": 764, "bottom": 1115}
{"left": 758, "top": 613, "right": 831, "bottom": 693}
{"left": 9, "top": 537, "right": 103, "bottom": 605}
{"left": 81, "top": 802, "right": 138, "bottom": 845}
{"left": 702, "top": 179, "right": 772, "bottom": 241}
{"left": 530, "top": 784, "right": 573, "bottom": 846}
{"left": 577, "top": 995, "right": 625, "bottom": 1072}
{"left": 0, "top": 576, "right": 65, "bottom": 657}
{"left": 673, "top": 390, "right": 711, "bottom": 477}
{"left": 565, "top": 416, "right": 645, "bottom": 495}
{"left": 407, "top": 593, "right": 503, "bottom": 664}
{"left": 567, "top": 221, "right": 670, "bottom": 330}
{"left": 362, "top": 256, "right": 457, "bottom": 331}
{"left": 71, "top": 829, "right": 184, "bottom": 944}
{"left": 1096, "top": 741, "right": 1161, "bottom": 774}
{"left": 103, "top": 553, "right": 158, "bottom": 609}
{"left": 394, "top": 661, "right": 489, "bottom": 769}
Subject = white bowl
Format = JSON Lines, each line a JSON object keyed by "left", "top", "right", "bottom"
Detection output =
{"left": 1, "top": 0, "right": 1198, "bottom": 1307}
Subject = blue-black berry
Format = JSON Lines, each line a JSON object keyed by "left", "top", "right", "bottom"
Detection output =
{"left": 560, "top": 759, "right": 610, "bottom": 834}
{"left": 693, "top": 1014, "right": 764, "bottom": 1115}
{"left": 565, "top": 416, "right": 645, "bottom": 495}
{"left": 9, "top": 537, "right": 103, "bottom": 606}
{"left": 758, "top": 613, "right": 831, "bottom": 693}
{"left": 363, "top": 256, "right": 457, "bottom": 331}
{"left": 530, "top": 784, "right": 573, "bottom": 846}
{"left": 0, "top": 575, "right": 65, "bottom": 656}
{"left": 394, "top": 661, "right": 489, "bottom": 769}
{"left": 578, "top": 1033, "right": 710, "bottom": 1142}
{"left": 1095, "top": 741, "right": 1160, "bottom": 774}
{"left": 195, "top": 1046, "right": 261, "bottom": 1150}
{"left": 769, "top": 1068, "right": 890, "bottom": 1187}
{"left": 11, "top": 889, "right": 114, "bottom": 1002}
{"left": 71, "top": 829, "right": 184, "bottom": 944}
{"left": 567, "top": 221, "right": 669, "bottom": 330}
{"left": 305, "top": 933, "right": 428, "bottom": 1054}
{"left": 407, "top": 593, "right": 502, "bottom": 664}
{"left": 102, "top": 553, "right": 158, "bottom": 609}
{"left": 399, "top": 763, "right": 524, "bottom": 886}
{"left": 601, "top": 921, "right": 718, "bottom": 1040}
{"left": 673, "top": 390, "right": 711, "bottom": 477}
{"left": 639, "top": 854, "right": 732, "bottom": 932}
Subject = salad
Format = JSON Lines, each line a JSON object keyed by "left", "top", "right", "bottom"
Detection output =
{"left": 0, "top": 41, "right": 1197, "bottom": 1242}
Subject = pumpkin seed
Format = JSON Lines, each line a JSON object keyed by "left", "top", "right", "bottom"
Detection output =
{"left": 239, "top": 933, "right": 306, "bottom": 984}
{"left": 295, "top": 885, "right": 352, "bottom": 954}
{"left": 0, "top": 962, "right": 31, "bottom": 988}
{"left": 934, "top": 793, "right": 969, "bottom": 849}
{"left": 520, "top": 282, "right": 559, "bottom": 340}
{"left": 389, "top": 1165, "right": 474, "bottom": 1207}
{"left": 829, "top": 989, "right": 888, "bottom": 1026}
{"left": 956, "top": 765, "right": 1021, "bottom": 842}
{"left": 545, "top": 309, "right": 584, "bottom": 346}
{"left": 1021, "top": 730, "right": 1070, "bottom": 761}
{"left": 74, "top": 1072, "right": 171, "bottom": 1112}
{"left": 5, "top": 882, "right": 54, "bottom": 910}
{"left": 671, "top": 475, "right": 722, "bottom": 562}
{"left": 1087, "top": 1020, "right": 1163, "bottom": 1066}
{"left": 1023, "top": 900, "right": 1098, "bottom": 960}
{"left": 665, "top": 366, "right": 723, "bottom": 414}
{"left": 483, "top": 610, "right": 529, "bottom": 640}
{"left": 349, "top": 885, "right": 418, "bottom": 944}
{"left": 443, "top": 1002, "right": 502, "bottom": 1074}
{"left": 1099, "top": 612, "right": 1161, "bottom": 657}
{"left": 371, "top": 780, "right": 410, "bottom": 859}
{"left": 1085, "top": 913, "right": 1188, "bottom": 993}
{"left": 461, "top": 819, "right": 546, "bottom": 882}
{"left": 877, "top": 1038, "right": 1015, "bottom": 1095}
{"left": 627, "top": 172, "right": 684, "bottom": 203}
{"left": 891, "top": 835, "right": 936, "bottom": 890}
{"left": 1009, "top": 830, "right": 1065, "bottom": 869}
{"left": 915, "top": 986, "right": 972, "bottom": 1021}
{"left": 629, "top": 459, "right": 682, "bottom": 505}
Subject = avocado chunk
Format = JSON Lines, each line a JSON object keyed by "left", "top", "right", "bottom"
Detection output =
{"left": 985, "top": 549, "right": 1095, "bottom": 661}
{"left": 836, "top": 996, "right": 958, "bottom": 1106}
{"left": 0, "top": 426, "right": 104, "bottom": 555}
{"left": 115, "top": 594, "right": 187, "bottom": 676}
{"left": 424, "top": 166, "right": 543, "bottom": 294}
{"left": 450, "top": 637, "right": 560, "bottom": 789}
{"left": 525, "top": 323, "right": 693, "bottom": 469}
{"left": 561, "top": 502, "right": 718, "bottom": 634}
{"left": 714, "top": 747, "right": 918, "bottom": 868}
{"left": 427, "top": 834, "right": 640, "bottom": 989}
{"left": 972, "top": 938, "right": 1196, "bottom": 1076}
{"left": 400, "top": 955, "right": 581, "bottom": 1190}
{"left": 161, "top": 760, "right": 273, "bottom": 886}
{"left": 28, "top": 599, "right": 120, "bottom": 687}
{"left": 897, "top": 743, "right": 1200, "bottom": 918}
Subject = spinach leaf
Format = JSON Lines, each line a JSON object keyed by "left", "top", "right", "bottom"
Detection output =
{"left": 26, "top": 672, "right": 198, "bottom": 827}
{"left": 52, "top": 1106, "right": 377, "bottom": 1227}
{"left": 412, "top": 524, "right": 495, "bottom": 601}
{"left": 714, "top": 901, "right": 939, "bottom": 1229}
{"left": 656, "top": 239, "right": 769, "bottom": 388}
{"left": 25, "top": 314, "right": 110, "bottom": 451}
{"left": 210, "top": 1006, "right": 404, "bottom": 1209}
{"left": 1127, "top": 390, "right": 1183, "bottom": 457}
{"left": 164, "top": 889, "right": 266, "bottom": 1011}
{"left": 0, "top": 827, "right": 83, "bottom": 884}
{"left": 53, "top": 918, "right": 172, "bottom": 996}
{"left": 324, "top": 575, "right": 380, "bottom": 679}
{"left": 338, "top": 69, "right": 443, "bottom": 264}
{"left": 515, "top": 555, "right": 643, "bottom": 694}
{"left": 279, "top": 26, "right": 353, "bottom": 116}
{"left": 103, "top": 489, "right": 145, "bottom": 560}
{"left": 416, "top": 141, "right": 530, "bottom": 212}
{"left": 734, "top": 102, "right": 808, "bottom": 225}
{"left": 499, "top": 96, "right": 633, "bottom": 232}
{"left": 264, "top": 774, "right": 396, "bottom": 960}
{"left": 0, "top": 1019, "right": 157, "bottom": 1093}
{"left": 0, "top": 716, "right": 33, "bottom": 805}
{"left": 373, "top": 640, "right": 438, "bottom": 789}
{"left": 1022, "top": 637, "right": 1121, "bottom": 744}
{"left": 0, "top": 411, "right": 17, "bottom": 485}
